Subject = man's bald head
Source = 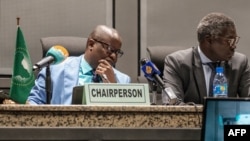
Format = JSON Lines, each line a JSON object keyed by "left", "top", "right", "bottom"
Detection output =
{"left": 89, "top": 25, "right": 122, "bottom": 44}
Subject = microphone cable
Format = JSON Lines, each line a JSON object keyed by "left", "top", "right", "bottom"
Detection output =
{"left": 185, "top": 102, "right": 202, "bottom": 128}
{"left": 162, "top": 101, "right": 201, "bottom": 128}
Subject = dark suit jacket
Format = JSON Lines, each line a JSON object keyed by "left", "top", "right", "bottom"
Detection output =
{"left": 163, "top": 46, "right": 250, "bottom": 104}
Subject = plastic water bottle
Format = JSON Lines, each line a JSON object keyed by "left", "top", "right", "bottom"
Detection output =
{"left": 213, "top": 67, "right": 228, "bottom": 97}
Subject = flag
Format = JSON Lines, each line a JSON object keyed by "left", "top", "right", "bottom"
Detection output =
{"left": 9, "top": 26, "right": 35, "bottom": 104}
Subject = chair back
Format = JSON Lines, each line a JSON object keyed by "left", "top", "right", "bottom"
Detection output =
{"left": 40, "top": 36, "right": 88, "bottom": 57}
{"left": 147, "top": 46, "right": 187, "bottom": 77}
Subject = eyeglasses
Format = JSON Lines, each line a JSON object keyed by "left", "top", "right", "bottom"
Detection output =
{"left": 219, "top": 36, "right": 240, "bottom": 47}
{"left": 92, "top": 38, "right": 124, "bottom": 57}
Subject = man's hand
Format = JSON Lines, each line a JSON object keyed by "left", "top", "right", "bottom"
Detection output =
{"left": 95, "top": 59, "right": 116, "bottom": 83}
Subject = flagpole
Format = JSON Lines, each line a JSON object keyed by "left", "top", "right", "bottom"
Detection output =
{"left": 17, "top": 17, "right": 20, "bottom": 26}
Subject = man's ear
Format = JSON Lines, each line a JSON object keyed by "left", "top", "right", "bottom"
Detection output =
{"left": 205, "top": 35, "right": 212, "bottom": 44}
{"left": 87, "top": 38, "right": 95, "bottom": 48}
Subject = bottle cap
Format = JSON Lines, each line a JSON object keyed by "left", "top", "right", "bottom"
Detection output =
{"left": 216, "top": 67, "right": 223, "bottom": 73}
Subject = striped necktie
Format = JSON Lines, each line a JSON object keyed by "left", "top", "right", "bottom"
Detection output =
{"left": 92, "top": 70, "right": 101, "bottom": 83}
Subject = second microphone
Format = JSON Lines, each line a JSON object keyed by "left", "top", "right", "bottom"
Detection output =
{"left": 33, "top": 45, "right": 69, "bottom": 71}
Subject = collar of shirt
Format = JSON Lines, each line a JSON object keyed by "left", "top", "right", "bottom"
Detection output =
{"left": 78, "top": 55, "right": 94, "bottom": 85}
{"left": 80, "top": 55, "right": 93, "bottom": 75}
{"left": 198, "top": 46, "right": 212, "bottom": 64}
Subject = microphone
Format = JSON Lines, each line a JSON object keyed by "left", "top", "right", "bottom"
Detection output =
{"left": 33, "top": 45, "right": 69, "bottom": 71}
{"left": 140, "top": 58, "right": 163, "bottom": 86}
{"left": 140, "top": 58, "right": 179, "bottom": 105}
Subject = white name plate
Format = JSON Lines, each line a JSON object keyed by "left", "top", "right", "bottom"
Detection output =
{"left": 82, "top": 83, "right": 150, "bottom": 105}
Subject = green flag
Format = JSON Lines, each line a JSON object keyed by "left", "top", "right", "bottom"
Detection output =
{"left": 10, "top": 26, "right": 35, "bottom": 104}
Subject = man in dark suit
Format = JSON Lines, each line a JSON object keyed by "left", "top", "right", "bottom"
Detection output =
{"left": 162, "top": 12, "right": 250, "bottom": 104}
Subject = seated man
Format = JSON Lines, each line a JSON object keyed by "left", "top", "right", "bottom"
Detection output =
{"left": 27, "top": 25, "right": 131, "bottom": 105}
{"left": 162, "top": 12, "right": 250, "bottom": 104}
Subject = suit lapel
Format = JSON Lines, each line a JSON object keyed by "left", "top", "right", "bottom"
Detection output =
{"left": 192, "top": 47, "right": 207, "bottom": 101}
{"left": 64, "top": 56, "right": 82, "bottom": 89}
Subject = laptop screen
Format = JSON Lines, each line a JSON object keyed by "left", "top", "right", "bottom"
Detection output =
{"left": 201, "top": 97, "right": 250, "bottom": 141}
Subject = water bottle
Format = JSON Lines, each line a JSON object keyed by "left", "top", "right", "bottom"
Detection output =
{"left": 213, "top": 67, "right": 228, "bottom": 97}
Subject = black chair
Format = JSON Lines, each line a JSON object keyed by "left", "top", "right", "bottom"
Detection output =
{"left": 146, "top": 46, "right": 187, "bottom": 78}
{"left": 141, "top": 46, "right": 187, "bottom": 94}
{"left": 40, "top": 36, "right": 88, "bottom": 57}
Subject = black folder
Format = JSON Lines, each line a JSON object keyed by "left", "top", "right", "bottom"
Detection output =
{"left": 71, "top": 86, "right": 84, "bottom": 104}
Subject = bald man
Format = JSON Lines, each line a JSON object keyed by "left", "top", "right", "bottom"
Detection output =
{"left": 27, "top": 25, "right": 131, "bottom": 105}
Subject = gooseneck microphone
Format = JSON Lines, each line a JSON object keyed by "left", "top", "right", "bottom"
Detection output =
{"left": 140, "top": 58, "right": 180, "bottom": 105}
{"left": 33, "top": 45, "right": 69, "bottom": 71}
{"left": 140, "top": 58, "right": 164, "bottom": 87}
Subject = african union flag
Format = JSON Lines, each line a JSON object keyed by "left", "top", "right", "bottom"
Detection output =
{"left": 9, "top": 26, "right": 35, "bottom": 104}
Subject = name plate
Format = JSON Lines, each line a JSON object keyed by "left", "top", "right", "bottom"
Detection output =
{"left": 82, "top": 83, "right": 150, "bottom": 105}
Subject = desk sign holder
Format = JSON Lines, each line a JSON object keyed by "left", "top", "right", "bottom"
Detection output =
{"left": 82, "top": 83, "right": 150, "bottom": 105}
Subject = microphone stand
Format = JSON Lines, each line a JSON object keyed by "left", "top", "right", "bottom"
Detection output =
{"left": 46, "top": 65, "right": 52, "bottom": 104}
{"left": 148, "top": 80, "right": 157, "bottom": 105}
